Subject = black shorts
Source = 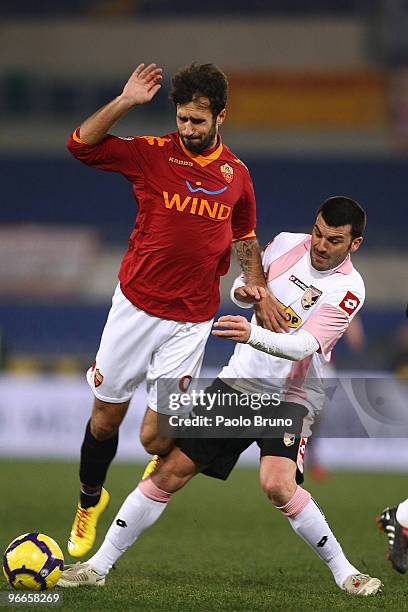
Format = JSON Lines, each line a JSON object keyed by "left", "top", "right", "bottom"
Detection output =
{"left": 176, "top": 379, "right": 308, "bottom": 484}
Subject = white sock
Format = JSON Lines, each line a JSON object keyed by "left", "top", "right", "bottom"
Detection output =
{"left": 88, "top": 483, "right": 170, "bottom": 576}
{"left": 396, "top": 498, "right": 408, "bottom": 528}
{"left": 288, "top": 498, "right": 359, "bottom": 588}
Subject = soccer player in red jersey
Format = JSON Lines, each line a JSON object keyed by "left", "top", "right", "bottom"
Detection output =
{"left": 65, "top": 62, "right": 287, "bottom": 558}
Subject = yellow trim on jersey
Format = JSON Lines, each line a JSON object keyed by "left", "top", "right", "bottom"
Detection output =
{"left": 178, "top": 137, "right": 224, "bottom": 167}
{"left": 234, "top": 157, "right": 249, "bottom": 171}
{"left": 72, "top": 129, "right": 90, "bottom": 145}
{"left": 232, "top": 230, "right": 256, "bottom": 242}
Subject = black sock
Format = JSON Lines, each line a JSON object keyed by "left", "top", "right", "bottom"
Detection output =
{"left": 80, "top": 487, "right": 102, "bottom": 509}
{"left": 79, "top": 419, "right": 118, "bottom": 500}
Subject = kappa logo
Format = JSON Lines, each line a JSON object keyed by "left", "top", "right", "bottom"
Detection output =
{"left": 168, "top": 156, "right": 193, "bottom": 167}
{"left": 94, "top": 368, "right": 104, "bottom": 388}
{"left": 220, "top": 162, "right": 234, "bottom": 183}
{"left": 339, "top": 291, "right": 360, "bottom": 315}
{"left": 284, "top": 432, "right": 296, "bottom": 447}
{"left": 301, "top": 286, "right": 322, "bottom": 310}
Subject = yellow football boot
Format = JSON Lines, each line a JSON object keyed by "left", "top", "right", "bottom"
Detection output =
{"left": 141, "top": 454, "right": 161, "bottom": 480}
{"left": 68, "top": 488, "right": 110, "bottom": 558}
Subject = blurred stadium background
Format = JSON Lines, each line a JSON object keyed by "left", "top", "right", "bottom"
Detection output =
{"left": 0, "top": 0, "right": 407, "bottom": 468}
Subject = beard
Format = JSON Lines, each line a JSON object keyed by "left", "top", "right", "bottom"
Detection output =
{"left": 181, "top": 121, "right": 218, "bottom": 153}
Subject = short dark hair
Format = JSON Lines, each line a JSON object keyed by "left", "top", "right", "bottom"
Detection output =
{"left": 316, "top": 196, "right": 366, "bottom": 239}
{"left": 170, "top": 63, "right": 228, "bottom": 117}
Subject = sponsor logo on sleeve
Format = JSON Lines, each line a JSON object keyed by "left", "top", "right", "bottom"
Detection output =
{"left": 301, "top": 286, "right": 323, "bottom": 310}
{"left": 339, "top": 291, "right": 360, "bottom": 315}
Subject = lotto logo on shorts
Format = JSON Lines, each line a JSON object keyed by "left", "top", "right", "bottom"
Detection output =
{"left": 338, "top": 291, "right": 360, "bottom": 315}
{"left": 94, "top": 368, "right": 104, "bottom": 388}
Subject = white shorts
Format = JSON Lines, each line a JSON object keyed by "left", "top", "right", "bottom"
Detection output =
{"left": 86, "top": 284, "right": 212, "bottom": 411}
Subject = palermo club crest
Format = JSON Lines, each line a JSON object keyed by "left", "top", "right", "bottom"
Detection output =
{"left": 220, "top": 163, "right": 234, "bottom": 183}
{"left": 301, "top": 286, "right": 322, "bottom": 310}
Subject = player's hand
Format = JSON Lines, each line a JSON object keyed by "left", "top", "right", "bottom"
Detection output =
{"left": 234, "top": 285, "right": 267, "bottom": 304}
{"left": 253, "top": 292, "right": 289, "bottom": 333}
{"left": 212, "top": 315, "right": 251, "bottom": 343}
{"left": 120, "top": 63, "right": 163, "bottom": 107}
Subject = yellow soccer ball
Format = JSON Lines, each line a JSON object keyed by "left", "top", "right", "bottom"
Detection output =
{"left": 3, "top": 533, "right": 64, "bottom": 590}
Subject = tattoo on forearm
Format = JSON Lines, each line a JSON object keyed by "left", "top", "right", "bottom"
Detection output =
{"left": 232, "top": 239, "right": 265, "bottom": 285}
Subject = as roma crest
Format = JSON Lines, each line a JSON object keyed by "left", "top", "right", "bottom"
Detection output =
{"left": 301, "top": 285, "right": 322, "bottom": 310}
{"left": 94, "top": 368, "right": 104, "bottom": 388}
{"left": 220, "top": 163, "right": 234, "bottom": 183}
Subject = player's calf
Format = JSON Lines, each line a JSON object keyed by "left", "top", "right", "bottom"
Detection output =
{"left": 140, "top": 406, "right": 175, "bottom": 455}
{"left": 91, "top": 397, "right": 129, "bottom": 440}
{"left": 151, "top": 447, "right": 201, "bottom": 492}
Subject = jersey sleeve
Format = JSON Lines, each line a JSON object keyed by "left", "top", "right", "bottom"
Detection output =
{"left": 231, "top": 168, "right": 256, "bottom": 241}
{"left": 261, "top": 232, "right": 310, "bottom": 275}
{"left": 301, "top": 283, "right": 365, "bottom": 357}
{"left": 67, "top": 128, "right": 146, "bottom": 181}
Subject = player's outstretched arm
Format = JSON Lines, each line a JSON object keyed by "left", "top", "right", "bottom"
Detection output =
{"left": 232, "top": 239, "right": 289, "bottom": 333}
{"left": 212, "top": 315, "right": 319, "bottom": 361}
{"left": 78, "top": 63, "right": 163, "bottom": 144}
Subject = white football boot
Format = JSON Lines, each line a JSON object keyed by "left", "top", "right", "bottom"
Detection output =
{"left": 342, "top": 573, "right": 382, "bottom": 596}
{"left": 57, "top": 562, "right": 106, "bottom": 587}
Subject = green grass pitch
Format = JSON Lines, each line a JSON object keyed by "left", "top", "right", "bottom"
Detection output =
{"left": 0, "top": 459, "right": 407, "bottom": 611}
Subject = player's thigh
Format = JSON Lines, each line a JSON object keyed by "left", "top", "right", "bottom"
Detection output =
{"left": 258, "top": 436, "right": 308, "bottom": 488}
{"left": 87, "top": 285, "right": 165, "bottom": 403}
{"left": 90, "top": 397, "right": 130, "bottom": 439}
{"left": 145, "top": 318, "right": 212, "bottom": 413}
{"left": 259, "top": 455, "right": 297, "bottom": 493}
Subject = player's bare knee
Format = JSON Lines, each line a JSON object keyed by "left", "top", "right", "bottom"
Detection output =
{"left": 91, "top": 398, "right": 128, "bottom": 440}
{"left": 140, "top": 419, "right": 173, "bottom": 455}
{"left": 140, "top": 430, "right": 173, "bottom": 455}
{"left": 260, "top": 474, "right": 294, "bottom": 506}
{"left": 90, "top": 417, "right": 119, "bottom": 441}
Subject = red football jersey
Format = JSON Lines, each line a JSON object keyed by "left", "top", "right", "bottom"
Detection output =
{"left": 67, "top": 130, "right": 256, "bottom": 322}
